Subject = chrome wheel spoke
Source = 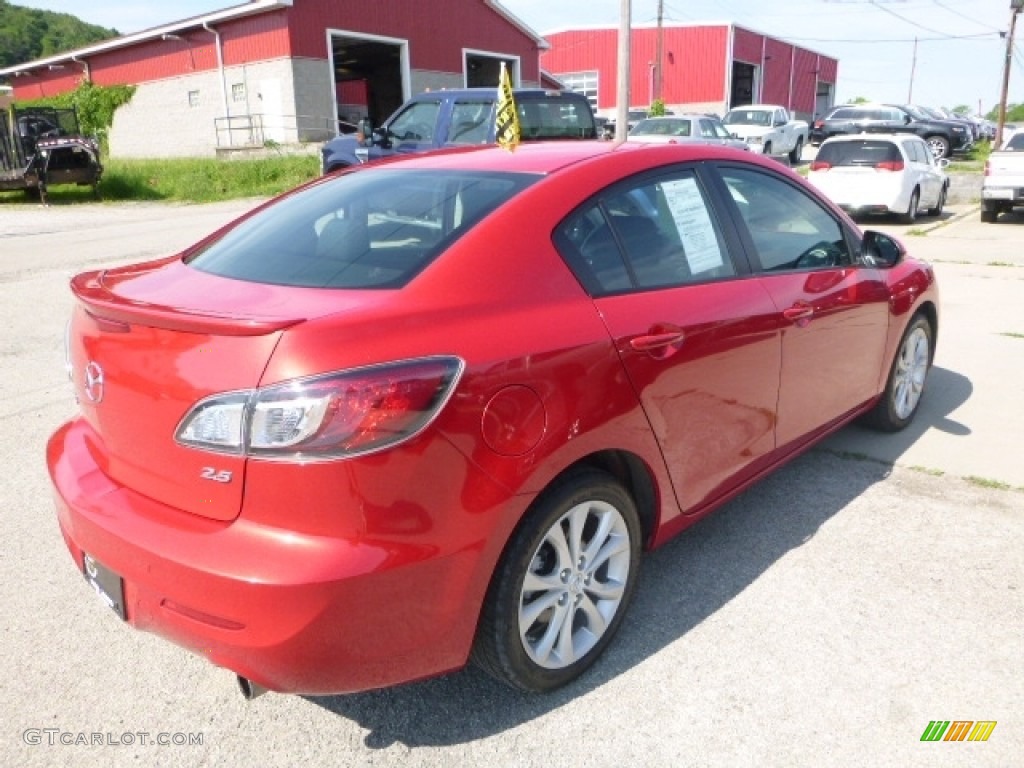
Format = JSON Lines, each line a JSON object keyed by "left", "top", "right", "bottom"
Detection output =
{"left": 518, "top": 498, "right": 633, "bottom": 670}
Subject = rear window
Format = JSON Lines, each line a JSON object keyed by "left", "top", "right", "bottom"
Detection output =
{"left": 517, "top": 95, "right": 597, "bottom": 139}
{"left": 187, "top": 169, "right": 536, "bottom": 289}
{"left": 816, "top": 140, "right": 902, "bottom": 166}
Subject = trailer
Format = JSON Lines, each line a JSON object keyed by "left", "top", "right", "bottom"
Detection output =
{"left": 1, "top": 92, "right": 102, "bottom": 204}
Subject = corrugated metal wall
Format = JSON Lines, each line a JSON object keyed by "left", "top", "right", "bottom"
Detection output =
{"left": 543, "top": 23, "right": 837, "bottom": 115}
{"left": 289, "top": 0, "right": 540, "bottom": 81}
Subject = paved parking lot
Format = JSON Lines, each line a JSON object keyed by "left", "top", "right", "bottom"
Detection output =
{"left": 1, "top": 198, "right": 1021, "bottom": 767}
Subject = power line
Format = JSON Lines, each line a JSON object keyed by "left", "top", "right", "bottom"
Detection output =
{"left": 932, "top": 0, "right": 1002, "bottom": 33}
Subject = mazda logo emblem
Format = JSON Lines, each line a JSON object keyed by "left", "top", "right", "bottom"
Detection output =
{"left": 84, "top": 361, "right": 104, "bottom": 403}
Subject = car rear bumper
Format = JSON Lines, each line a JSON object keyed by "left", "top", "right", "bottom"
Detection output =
{"left": 47, "top": 418, "right": 519, "bottom": 695}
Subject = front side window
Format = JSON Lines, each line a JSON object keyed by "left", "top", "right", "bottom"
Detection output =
{"left": 556, "top": 170, "right": 736, "bottom": 295}
{"left": 187, "top": 170, "right": 536, "bottom": 289}
{"left": 720, "top": 167, "right": 852, "bottom": 271}
{"left": 387, "top": 101, "right": 441, "bottom": 146}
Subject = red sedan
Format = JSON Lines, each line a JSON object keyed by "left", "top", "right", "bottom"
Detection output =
{"left": 48, "top": 141, "right": 938, "bottom": 697}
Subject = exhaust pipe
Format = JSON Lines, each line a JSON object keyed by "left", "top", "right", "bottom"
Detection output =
{"left": 237, "top": 675, "right": 268, "bottom": 701}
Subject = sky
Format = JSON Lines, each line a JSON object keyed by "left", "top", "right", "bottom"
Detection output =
{"left": 10, "top": 0, "right": 1023, "bottom": 116}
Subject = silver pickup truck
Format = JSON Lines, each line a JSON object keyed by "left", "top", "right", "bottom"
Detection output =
{"left": 981, "top": 130, "right": 1024, "bottom": 223}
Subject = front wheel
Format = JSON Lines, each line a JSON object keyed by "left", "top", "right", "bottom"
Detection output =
{"left": 472, "top": 469, "right": 641, "bottom": 692}
{"left": 864, "top": 314, "right": 933, "bottom": 432}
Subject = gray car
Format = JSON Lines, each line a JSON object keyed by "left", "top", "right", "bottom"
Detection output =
{"left": 628, "top": 115, "right": 749, "bottom": 150}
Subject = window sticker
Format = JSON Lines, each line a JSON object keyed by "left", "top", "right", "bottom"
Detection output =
{"left": 660, "top": 178, "right": 725, "bottom": 274}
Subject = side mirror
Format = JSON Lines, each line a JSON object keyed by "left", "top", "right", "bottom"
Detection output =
{"left": 860, "top": 230, "right": 906, "bottom": 268}
{"left": 904, "top": 115, "right": 912, "bottom": 125}
{"left": 357, "top": 117, "right": 374, "bottom": 145}
{"left": 936, "top": 157, "right": 950, "bottom": 168}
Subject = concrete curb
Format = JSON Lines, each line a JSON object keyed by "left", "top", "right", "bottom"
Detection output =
{"left": 920, "top": 202, "right": 979, "bottom": 233}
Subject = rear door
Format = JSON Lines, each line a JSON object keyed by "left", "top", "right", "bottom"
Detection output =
{"left": 713, "top": 165, "right": 891, "bottom": 448}
{"left": 555, "top": 166, "right": 781, "bottom": 513}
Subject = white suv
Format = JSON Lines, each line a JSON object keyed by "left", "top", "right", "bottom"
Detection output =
{"left": 807, "top": 133, "right": 949, "bottom": 223}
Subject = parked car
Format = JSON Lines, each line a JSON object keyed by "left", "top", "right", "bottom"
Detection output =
{"left": 628, "top": 114, "right": 749, "bottom": 150}
{"left": 980, "top": 130, "right": 1024, "bottom": 222}
{"left": 50, "top": 141, "right": 938, "bottom": 699}
{"left": 320, "top": 88, "right": 597, "bottom": 173}
{"left": 722, "top": 104, "right": 809, "bottom": 162}
{"left": 808, "top": 103, "right": 970, "bottom": 159}
{"left": 807, "top": 133, "right": 949, "bottom": 223}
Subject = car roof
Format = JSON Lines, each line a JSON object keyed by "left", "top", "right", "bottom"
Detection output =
{"left": 407, "top": 88, "right": 585, "bottom": 101}
{"left": 819, "top": 132, "right": 924, "bottom": 144}
{"left": 345, "top": 140, "right": 762, "bottom": 175}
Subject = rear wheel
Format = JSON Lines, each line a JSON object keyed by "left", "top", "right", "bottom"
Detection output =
{"left": 899, "top": 189, "right": 920, "bottom": 224}
{"left": 926, "top": 135, "right": 950, "bottom": 160}
{"left": 788, "top": 137, "right": 804, "bottom": 164}
{"left": 980, "top": 203, "right": 998, "bottom": 224}
{"left": 472, "top": 469, "right": 641, "bottom": 692}
{"left": 926, "top": 184, "right": 946, "bottom": 217}
{"left": 864, "top": 314, "right": 932, "bottom": 432}
{"left": 763, "top": 141, "right": 773, "bottom": 156}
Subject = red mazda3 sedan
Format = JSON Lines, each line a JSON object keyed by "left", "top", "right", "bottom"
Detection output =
{"left": 49, "top": 142, "right": 938, "bottom": 697}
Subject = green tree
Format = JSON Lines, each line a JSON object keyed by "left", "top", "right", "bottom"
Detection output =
{"left": 649, "top": 98, "right": 666, "bottom": 117}
{"left": 846, "top": 96, "right": 870, "bottom": 104}
{"left": 985, "top": 103, "right": 1024, "bottom": 122}
{"left": 0, "top": 0, "right": 117, "bottom": 68}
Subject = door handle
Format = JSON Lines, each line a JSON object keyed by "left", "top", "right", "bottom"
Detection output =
{"left": 629, "top": 326, "right": 686, "bottom": 359}
{"left": 783, "top": 304, "right": 814, "bottom": 325}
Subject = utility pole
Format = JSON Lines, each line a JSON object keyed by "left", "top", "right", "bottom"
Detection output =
{"left": 654, "top": 0, "right": 664, "bottom": 103}
{"left": 907, "top": 37, "right": 917, "bottom": 103}
{"left": 996, "top": 0, "right": 1022, "bottom": 147}
{"left": 615, "top": 0, "right": 631, "bottom": 142}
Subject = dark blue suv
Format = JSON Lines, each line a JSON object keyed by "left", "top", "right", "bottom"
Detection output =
{"left": 320, "top": 88, "right": 597, "bottom": 173}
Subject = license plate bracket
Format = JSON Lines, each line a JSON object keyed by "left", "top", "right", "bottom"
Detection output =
{"left": 83, "top": 552, "right": 126, "bottom": 620}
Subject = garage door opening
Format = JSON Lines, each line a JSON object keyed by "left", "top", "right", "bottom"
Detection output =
{"left": 730, "top": 61, "right": 757, "bottom": 108}
{"left": 329, "top": 32, "right": 409, "bottom": 131}
{"left": 464, "top": 51, "right": 519, "bottom": 88}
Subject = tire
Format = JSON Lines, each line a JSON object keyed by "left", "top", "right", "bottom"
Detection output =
{"left": 925, "top": 135, "right": 950, "bottom": 160}
{"left": 899, "top": 189, "right": 920, "bottom": 224}
{"left": 788, "top": 137, "right": 804, "bottom": 164}
{"left": 926, "top": 184, "right": 946, "bottom": 217}
{"left": 472, "top": 468, "right": 642, "bottom": 692}
{"left": 864, "top": 314, "right": 933, "bottom": 432}
{"left": 763, "top": 141, "right": 773, "bottom": 157}
{"left": 980, "top": 205, "right": 998, "bottom": 224}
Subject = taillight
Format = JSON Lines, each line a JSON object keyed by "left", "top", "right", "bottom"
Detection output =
{"left": 813, "top": 120, "right": 824, "bottom": 129}
{"left": 175, "top": 357, "right": 463, "bottom": 460}
{"left": 875, "top": 161, "right": 904, "bottom": 171}
{"left": 810, "top": 161, "right": 831, "bottom": 171}
{"left": 984, "top": 160, "right": 991, "bottom": 177}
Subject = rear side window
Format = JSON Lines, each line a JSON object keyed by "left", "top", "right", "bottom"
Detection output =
{"left": 816, "top": 140, "right": 902, "bottom": 166}
{"left": 448, "top": 101, "right": 492, "bottom": 144}
{"left": 555, "top": 170, "right": 736, "bottom": 295}
{"left": 187, "top": 170, "right": 536, "bottom": 289}
{"left": 1005, "top": 132, "right": 1024, "bottom": 151}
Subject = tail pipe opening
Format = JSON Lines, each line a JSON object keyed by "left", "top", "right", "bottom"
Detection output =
{"left": 237, "top": 675, "right": 268, "bottom": 700}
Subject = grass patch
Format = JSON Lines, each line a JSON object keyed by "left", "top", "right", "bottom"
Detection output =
{"left": 905, "top": 228, "right": 928, "bottom": 237}
{"left": 910, "top": 465, "right": 945, "bottom": 477}
{"left": 999, "top": 332, "right": 1024, "bottom": 339}
{"left": 986, "top": 261, "right": 1017, "bottom": 267}
{"left": 0, "top": 155, "right": 320, "bottom": 205}
{"left": 964, "top": 475, "right": 1012, "bottom": 491}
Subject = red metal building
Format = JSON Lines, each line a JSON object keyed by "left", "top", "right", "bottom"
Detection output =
{"left": 0, "top": 0, "right": 547, "bottom": 157}
{"left": 542, "top": 23, "right": 838, "bottom": 122}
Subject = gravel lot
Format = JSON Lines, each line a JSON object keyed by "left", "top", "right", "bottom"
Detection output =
{"left": 1, "top": 197, "right": 1021, "bottom": 767}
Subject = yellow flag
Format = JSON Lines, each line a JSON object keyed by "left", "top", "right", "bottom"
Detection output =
{"left": 495, "top": 62, "right": 520, "bottom": 152}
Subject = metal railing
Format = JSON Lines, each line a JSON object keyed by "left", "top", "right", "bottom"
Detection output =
{"left": 214, "top": 113, "right": 339, "bottom": 148}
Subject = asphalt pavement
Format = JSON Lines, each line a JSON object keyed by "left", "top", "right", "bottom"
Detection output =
{"left": 1, "top": 196, "right": 1021, "bottom": 767}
